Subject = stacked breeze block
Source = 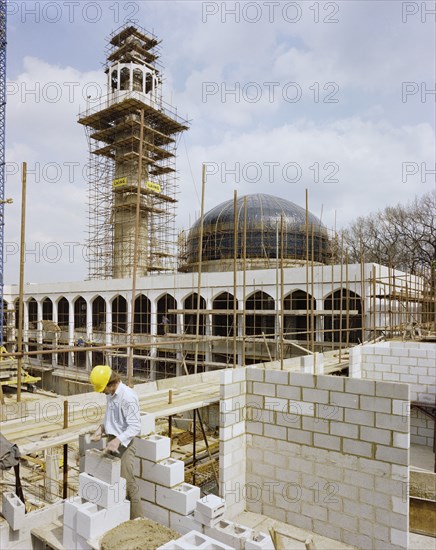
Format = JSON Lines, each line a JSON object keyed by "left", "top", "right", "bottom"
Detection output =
{"left": 194, "top": 494, "right": 226, "bottom": 528}
{"left": 156, "top": 530, "right": 234, "bottom": 550}
{"left": 134, "top": 434, "right": 201, "bottom": 530}
{"left": 63, "top": 449, "right": 130, "bottom": 549}
{"left": 204, "top": 519, "right": 254, "bottom": 550}
{"left": 140, "top": 413, "right": 155, "bottom": 436}
{"left": 78, "top": 433, "right": 108, "bottom": 473}
{"left": 1, "top": 492, "right": 25, "bottom": 531}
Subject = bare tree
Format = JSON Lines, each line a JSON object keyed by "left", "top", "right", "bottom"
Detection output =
{"left": 341, "top": 192, "right": 435, "bottom": 274}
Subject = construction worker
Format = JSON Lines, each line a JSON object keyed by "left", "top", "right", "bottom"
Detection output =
{"left": 89, "top": 365, "right": 143, "bottom": 519}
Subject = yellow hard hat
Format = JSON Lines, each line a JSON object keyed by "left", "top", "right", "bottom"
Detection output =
{"left": 89, "top": 365, "right": 112, "bottom": 392}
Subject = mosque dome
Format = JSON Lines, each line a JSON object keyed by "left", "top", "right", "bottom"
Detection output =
{"left": 180, "top": 193, "right": 330, "bottom": 272}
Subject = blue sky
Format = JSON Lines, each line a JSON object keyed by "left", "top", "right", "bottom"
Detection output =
{"left": 4, "top": 0, "right": 435, "bottom": 283}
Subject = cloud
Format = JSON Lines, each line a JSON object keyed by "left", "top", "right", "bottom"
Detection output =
{"left": 5, "top": 56, "right": 104, "bottom": 283}
{"left": 4, "top": 1, "right": 434, "bottom": 284}
{"left": 176, "top": 116, "right": 435, "bottom": 231}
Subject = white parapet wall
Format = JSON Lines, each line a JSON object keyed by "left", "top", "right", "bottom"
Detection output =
{"left": 219, "top": 368, "right": 247, "bottom": 519}
{"left": 220, "top": 366, "right": 411, "bottom": 550}
{"left": 351, "top": 341, "right": 435, "bottom": 447}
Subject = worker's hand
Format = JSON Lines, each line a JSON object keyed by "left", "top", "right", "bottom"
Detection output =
{"left": 105, "top": 437, "right": 121, "bottom": 454}
{"left": 90, "top": 425, "right": 102, "bottom": 442}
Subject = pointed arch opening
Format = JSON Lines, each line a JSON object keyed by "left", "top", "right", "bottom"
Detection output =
{"left": 245, "top": 291, "right": 275, "bottom": 337}
{"left": 324, "top": 289, "right": 362, "bottom": 344}
{"left": 42, "top": 298, "right": 53, "bottom": 321}
{"left": 112, "top": 296, "right": 127, "bottom": 334}
{"left": 212, "top": 292, "right": 237, "bottom": 337}
{"left": 284, "top": 290, "right": 316, "bottom": 341}
{"left": 28, "top": 298, "right": 38, "bottom": 329}
{"left": 134, "top": 295, "right": 151, "bottom": 334}
{"left": 57, "top": 297, "right": 69, "bottom": 328}
{"left": 74, "top": 297, "right": 87, "bottom": 329}
{"left": 184, "top": 293, "right": 206, "bottom": 336}
{"left": 92, "top": 296, "right": 106, "bottom": 332}
{"left": 157, "top": 294, "right": 177, "bottom": 336}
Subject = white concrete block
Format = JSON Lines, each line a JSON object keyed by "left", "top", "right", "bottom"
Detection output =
{"left": 1, "top": 492, "right": 25, "bottom": 531}
{"left": 76, "top": 500, "right": 130, "bottom": 539}
{"left": 232, "top": 368, "right": 246, "bottom": 383}
{"left": 76, "top": 533, "right": 92, "bottom": 550}
{"left": 174, "top": 530, "right": 234, "bottom": 549}
{"left": 290, "top": 400, "right": 315, "bottom": 417}
{"left": 276, "top": 385, "right": 301, "bottom": 400}
{"left": 264, "top": 424, "right": 287, "bottom": 440}
{"left": 194, "top": 509, "right": 224, "bottom": 527}
{"left": 360, "top": 426, "right": 391, "bottom": 445}
{"left": 264, "top": 370, "right": 289, "bottom": 384}
{"left": 63, "top": 498, "right": 97, "bottom": 530}
{"left": 302, "top": 388, "right": 329, "bottom": 404}
{"left": 79, "top": 433, "right": 108, "bottom": 456}
{"left": 142, "top": 499, "right": 170, "bottom": 527}
{"left": 330, "top": 422, "right": 359, "bottom": 439}
{"left": 156, "top": 483, "right": 200, "bottom": 515}
{"left": 393, "top": 432, "right": 410, "bottom": 449}
{"left": 245, "top": 532, "right": 275, "bottom": 550}
{"left": 136, "top": 478, "right": 156, "bottom": 503}
{"left": 196, "top": 494, "right": 226, "bottom": 519}
{"left": 136, "top": 435, "right": 171, "bottom": 462}
{"left": 62, "top": 525, "right": 76, "bottom": 549}
{"left": 78, "top": 472, "right": 126, "bottom": 509}
{"left": 141, "top": 413, "right": 156, "bottom": 436}
{"left": 221, "top": 370, "right": 234, "bottom": 385}
{"left": 376, "top": 413, "right": 409, "bottom": 432}
{"left": 318, "top": 375, "right": 344, "bottom": 392}
{"left": 344, "top": 409, "right": 375, "bottom": 426}
{"left": 156, "top": 540, "right": 181, "bottom": 550}
{"left": 247, "top": 368, "right": 264, "bottom": 382}
{"left": 375, "top": 445, "right": 408, "bottom": 465}
{"left": 330, "top": 391, "right": 359, "bottom": 408}
{"left": 206, "top": 522, "right": 254, "bottom": 550}
{"left": 84, "top": 449, "right": 121, "bottom": 485}
{"left": 391, "top": 528, "right": 408, "bottom": 548}
{"left": 343, "top": 439, "right": 372, "bottom": 457}
{"left": 141, "top": 458, "right": 185, "bottom": 487}
{"left": 253, "top": 382, "right": 275, "bottom": 397}
{"left": 170, "top": 511, "right": 204, "bottom": 535}
{"left": 63, "top": 496, "right": 83, "bottom": 529}
{"left": 314, "top": 433, "right": 341, "bottom": 451}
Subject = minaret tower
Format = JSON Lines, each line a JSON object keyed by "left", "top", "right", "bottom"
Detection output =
{"left": 79, "top": 24, "right": 189, "bottom": 279}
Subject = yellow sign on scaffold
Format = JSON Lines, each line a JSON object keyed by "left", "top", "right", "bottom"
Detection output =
{"left": 112, "top": 177, "right": 127, "bottom": 188}
{"left": 146, "top": 181, "right": 161, "bottom": 193}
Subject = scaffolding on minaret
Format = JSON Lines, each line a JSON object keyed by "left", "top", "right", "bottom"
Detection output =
{"left": 78, "top": 23, "right": 189, "bottom": 280}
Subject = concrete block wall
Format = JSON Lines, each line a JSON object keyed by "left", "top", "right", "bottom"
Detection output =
{"left": 242, "top": 367, "right": 410, "bottom": 550}
{"left": 242, "top": 354, "right": 323, "bottom": 375}
{"left": 132, "top": 433, "right": 202, "bottom": 529}
{"left": 0, "top": 501, "right": 63, "bottom": 550}
{"left": 410, "top": 408, "right": 434, "bottom": 447}
{"left": 63, "top": 449, "right": 129, "bottom": 547}
{"left": 219, "top": 368, "right": 247, "bottom": 519}
{"left": 355, "top": 342, "right": 435, "bottom": 447}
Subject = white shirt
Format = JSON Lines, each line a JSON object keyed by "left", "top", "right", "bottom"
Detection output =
{"left": 104, "top": 382, "right": 141, "bottom": 448}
